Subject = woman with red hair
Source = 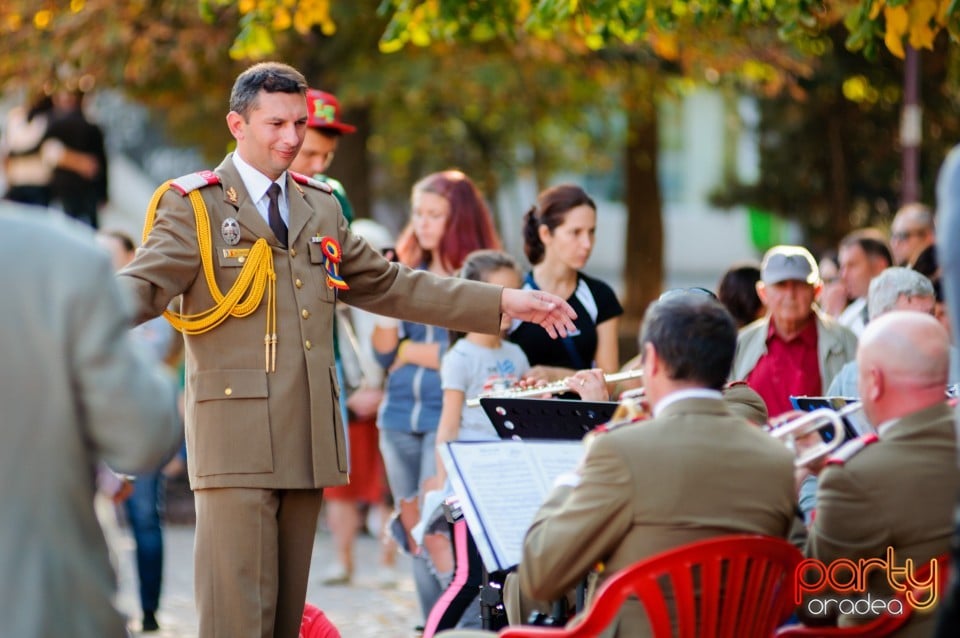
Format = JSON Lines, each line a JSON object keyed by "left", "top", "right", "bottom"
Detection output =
{"left": 371, "top": 170, "right": 501, "bottom": 625}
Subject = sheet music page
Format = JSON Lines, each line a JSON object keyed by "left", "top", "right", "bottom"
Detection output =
{"left": 441, "top": 440, "right": 583, "bottom": 571}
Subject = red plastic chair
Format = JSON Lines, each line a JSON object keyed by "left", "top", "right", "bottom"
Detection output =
{"left": 498, "top": 534, "right": 803, "bottom": 638}
{"left": 775, "top": 553, "right": 949, "bottom": 637}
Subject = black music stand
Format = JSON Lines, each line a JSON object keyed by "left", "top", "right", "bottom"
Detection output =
{"left": 471, "top": 397, "right": 613, "bottom": 627}
{"left": 480, "top": 397, "right": 619, "bottom": 441}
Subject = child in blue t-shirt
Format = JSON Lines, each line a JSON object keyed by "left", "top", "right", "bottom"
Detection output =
{"left": 418, "top": 250, "right": 529, "bottom": 636}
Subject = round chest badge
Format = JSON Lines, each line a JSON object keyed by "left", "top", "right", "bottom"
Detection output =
{"left": 221, "top": 217, "right": 241, "bottom": 246}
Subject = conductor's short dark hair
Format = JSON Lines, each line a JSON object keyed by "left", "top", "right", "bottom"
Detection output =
{"left": 230, "top": 62, "right": 308, "bottom": 120}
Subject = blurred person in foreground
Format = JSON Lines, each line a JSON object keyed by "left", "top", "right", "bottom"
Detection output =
{"left": 934, "top": 145, "right": 960, "bottom": 638}
{"left": 505, "top": 293, "right": 795, "bottom": 636}
{"left": 116, "top": 61, "right": 575, "bottom": 638}
{"left": 97, "top": 229, "right": 180, "bottom": 632}
{"left": 795, "top": 312, "right": 960, "bottom": 636}
{"left": 0, "top": 203, "right": 180, "bottom": 637}
{"left": 731, "top": 245, "right": 857, "bottom": 418}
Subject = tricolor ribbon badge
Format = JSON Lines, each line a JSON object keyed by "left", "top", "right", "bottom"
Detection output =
{"left": 318, "top": 236, "right": 349, "bottom": 291}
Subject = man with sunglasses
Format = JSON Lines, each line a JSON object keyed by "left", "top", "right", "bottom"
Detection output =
{"left": 890, "top": 203, "right": 936, "bottom": 268}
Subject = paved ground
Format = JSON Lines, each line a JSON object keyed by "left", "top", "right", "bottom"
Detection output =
{"left": 114, "top": 523, "right": 421, "bottom": 637}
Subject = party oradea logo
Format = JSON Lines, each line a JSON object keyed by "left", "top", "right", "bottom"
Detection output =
{"left": 795, "top": 548, "right": 939, "bottom": 617}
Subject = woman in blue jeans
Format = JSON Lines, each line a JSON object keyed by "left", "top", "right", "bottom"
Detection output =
{"left": 372, "top": 170, "right": 501, "bottom": 623}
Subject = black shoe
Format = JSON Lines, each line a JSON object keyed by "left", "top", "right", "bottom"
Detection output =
{"left": 142, "top": 611, "right": 159, "bottom": 632}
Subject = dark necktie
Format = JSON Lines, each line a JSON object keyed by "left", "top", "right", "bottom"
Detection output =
{"left": 266, "top": 182, "right": 287, "bottom": 248}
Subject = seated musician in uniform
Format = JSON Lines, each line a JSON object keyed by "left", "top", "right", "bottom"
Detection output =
{"left": 791, "top": 311, "right": 960, "bottom": 636}
{"left": 440, "top": 293, "right": 798, "bottom": 637}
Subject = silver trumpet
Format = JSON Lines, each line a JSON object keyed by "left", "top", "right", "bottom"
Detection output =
{"left": 766, "top": 402, "right": 863, "bottom": 468}
{"left": 465, "top": 369, "right": 644, "bottom": 408}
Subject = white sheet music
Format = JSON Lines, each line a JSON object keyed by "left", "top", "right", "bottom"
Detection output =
{"left": 440, "top": 440, "right": 584, "bottom": 571}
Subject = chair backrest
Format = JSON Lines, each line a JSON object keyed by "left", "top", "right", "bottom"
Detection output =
{"left": 775, "top": 552, "right": 950, "bottom": 638}
{"left": 499, "top": 534, "right": 803, "bottom": 638}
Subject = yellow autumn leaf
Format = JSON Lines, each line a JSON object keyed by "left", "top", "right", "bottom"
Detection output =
{"left": 869, "top": 0, "right": 885, "bottom": 21}
{"left": 70, "top": 0, "right": 85, "bottom": 13}
{"left": 273, "top": 7, "right": 292, "bottom": 31}
{"left": 883, "top": 4, "right": 908, "bottom": 58}
{"left": 320, "top": 18, "right": 335, "bottom": 36}
{"left": 33, "top": 9, "right": 52, "bottom": 30}
{"left": 938, "top": 0, "right": 950, "bottom": 26}
{"left": 238, "top": 0, "right": 256, "bottom": 15}
{"left": 909, "top": 22, "right": 936, "bottom": 49}
{"left": 651, "top": 33, "right": 679, "bottom": 61}
{"left": 411, "top": 31, "right": 431, "bottom": 47}
{"left": 910, "top": 0, "right": 939, "bottom": 23}
{"left": 379, "top": 36, "right": 406, "bottom": 54}
{"left": 5, "top": 13, "right": 22, "bottom": 31}
{"left": 884, "top": 4, "right": 909, "bottom": 36}
{"left": 584, "top": 33, "right": 604, "bottom": 50}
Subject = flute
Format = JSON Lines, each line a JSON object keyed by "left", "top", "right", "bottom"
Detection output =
{"left": 466, "top": 368, "right": 644, "bottom": 408}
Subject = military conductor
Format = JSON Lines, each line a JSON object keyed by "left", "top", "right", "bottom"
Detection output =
{"left": 117, "top": 62, "right": 575, "bottom": 638}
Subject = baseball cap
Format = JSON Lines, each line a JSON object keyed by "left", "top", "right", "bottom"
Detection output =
{"left": 760, "top": 245, "right": 820, "bottom": 285}
{"left": 305, "top": 89, "right": 356, "bottom": 134}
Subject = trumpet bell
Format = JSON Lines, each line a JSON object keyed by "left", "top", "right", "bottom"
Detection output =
{"left": 766, "top": 406, "right": 856, "bottom": 468}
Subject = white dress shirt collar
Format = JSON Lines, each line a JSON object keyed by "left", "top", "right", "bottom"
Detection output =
{"left": 231, "top": 152, "right": 289, "bottom": 226}
{"left": 652, "top": 388, "right": 723, "bottom": 417}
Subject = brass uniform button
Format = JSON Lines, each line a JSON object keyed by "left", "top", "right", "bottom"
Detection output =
{"left": 305, "top": 340, "right": 312, "bottom": 350}
{"left": 238, "top": 256, "right": 245, "bottom": 264}
{"left": 301, "top": 309, "right": 310, "bottom": 319}
{"left": 295, "top": 278, "right": 303, "bottom": 289}
{"left": 224, "top": 387, "right": 233, "bottom": 396}
{"left": 290, "top": 248, "right": 297, "bottom": 257}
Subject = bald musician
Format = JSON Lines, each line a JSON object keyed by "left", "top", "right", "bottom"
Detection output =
{"left": 799, "top": 312, "right": 960, "bottom": 637}
{"left": 472, "top": 293, "right": 796, "bottom": 638}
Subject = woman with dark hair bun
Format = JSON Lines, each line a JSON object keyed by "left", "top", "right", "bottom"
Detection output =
{"left": 509, "top": 183, "right": 623, "bottom": 382}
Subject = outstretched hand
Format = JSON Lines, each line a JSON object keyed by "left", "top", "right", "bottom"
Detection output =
{"left": 500, "top": 288, "right": 577, "bottom": 339}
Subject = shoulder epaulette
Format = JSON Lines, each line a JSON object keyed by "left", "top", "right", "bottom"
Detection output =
{"left": 725, "top": 380, "right": 749, "bottom": 389}
{"left": 825, "top": 433, "right": 879, "bottom": 466}
{"left": 169, "top": 170, "right": 220, "bottom": 196}
{"left": 289, "top": 171, "right": 333, "bottom": 193}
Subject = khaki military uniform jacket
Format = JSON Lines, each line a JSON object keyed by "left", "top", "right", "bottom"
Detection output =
{"left": 519, "top": 397, "right": 796, "bottom": 638}
{"left": 731, "top": 307, "right": 858, "bottom": 392}
{"left": 805, "top": 402, "right": 960, "bottom": 637}
{"left": 119, "top": 155, "right": 502, "bottom": 490}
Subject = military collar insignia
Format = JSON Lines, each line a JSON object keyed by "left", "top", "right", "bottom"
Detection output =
{"left": 225, "top": 186, "right": 239, "bottom": 205}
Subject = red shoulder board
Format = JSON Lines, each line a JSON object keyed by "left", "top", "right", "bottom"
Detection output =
{"left": 169, "top": 170, "right": 220, "bottom": 196}
{"left": 289, "top": 171, "right": 333, "bottom": 193}
{"left": 825, "top": 433, "right": 879, "bottom": 466}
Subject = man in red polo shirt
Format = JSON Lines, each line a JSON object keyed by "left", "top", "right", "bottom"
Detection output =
{"left": 730, "top": 245, "right": 857, "bottom": 417}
